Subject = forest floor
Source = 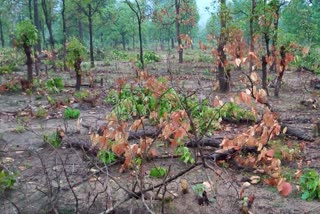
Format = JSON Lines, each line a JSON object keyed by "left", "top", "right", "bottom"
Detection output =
{"left": 0, "top": 51, "right": 320, "bottom": 214}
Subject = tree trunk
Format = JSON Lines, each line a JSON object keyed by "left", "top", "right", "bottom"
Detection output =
{"left": 88, "top": 4, "right": 95, "bottom": 68}
{"left": 0, "top": 19, "right": 4, "bottom": 47}
{"left": 218, "top": 0, "right": 230, "bottom": 93}
{"left": 175, "top": 0, "right": 183, "bottom": 63}
{"left": 40, "top": 20, "right": 46, "bottom": 49}
{"left": 274, "top": 46, "right": 286, "bottom": 97}
{"left": 23, "top": 44, "right": 33, "bottom": 83}
{"left": 34, "top": 0, "right": 40, "bottom": 76}
{"left": 261, "top": 55, "right": 269, "bottom": 95}
{"left": 34, "top": 0, "right": 41, "bottom": 52}
{"left": 41, "top": 0, "right": 56, "bottom": 71}
{"left": 138, "top": 19, "right": 144, "bottom": 69}
{"left": 62, "top": 0, "right": 67, "bottom": 71}
{"left": 28, "top": 0, "right": 33, "bottom": 20}
{"left": 249, "top": 0, "right": 256, "bottom": 73}
{"left": 74, "top": 57, "right": 82, "bottom": 91}
{"left": 171, "top": 38, "right": 174, "bottom": 49}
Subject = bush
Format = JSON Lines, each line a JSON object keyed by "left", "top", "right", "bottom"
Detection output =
{"left": 300, "top": 169, "right": 320, "bottom": 201}
{"left": 0, "top": 170, "right": 16, "bottom": 192}
{"left": 64, "top": 107, "right": 80, "bottom": 119}
{"left": 46, "top": 77, "right": 64, "bottom": 93}
{"left": 0, "top": 48, "right": 24, "bottom": 75}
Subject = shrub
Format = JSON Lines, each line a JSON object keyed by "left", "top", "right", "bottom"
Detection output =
{"left": 64, "top": 107, "right": 80, "bottom": 119}
{"left": 0, "top": 170, "right": 16, "bottom": 192}
{"left": 46, "top": 77, "right": 64, "bottom": 93}
{"left": 43, "top": 132, "right": 62, "bottom": 148}
{"left": 300, "top": 169, "right": 320, "bottom": 201}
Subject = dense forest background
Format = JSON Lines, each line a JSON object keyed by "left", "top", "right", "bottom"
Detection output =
{"left": 0, "top": 0, "right": 319, "bottom": 72}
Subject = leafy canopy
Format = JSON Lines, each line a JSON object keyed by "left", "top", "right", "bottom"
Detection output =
{"left": 15, "top": 20, "right": 38, "bottom": 47}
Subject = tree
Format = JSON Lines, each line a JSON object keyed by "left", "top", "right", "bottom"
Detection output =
{"left": 15, "top": 20, "right": 38, "bottom": 83}
{"left": 218, "top": 0, "right": 230, "bottom": 92}
{"left": 66, "top": 37, "right": 87, "bottom": 91}
{"left": 76, "top": 0, "right": 105, "bottom": 68}
{"left": 41, "top": 0, "right": 57, "bottom": 71}
{"left": 125, "top": 0, "right": 148, "bottom": 70}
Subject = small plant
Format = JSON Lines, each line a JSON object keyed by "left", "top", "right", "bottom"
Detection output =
{"left": 175, "top": 146, "right": 195, "bottom": 164}
{"left": 0, "top": 170, "right": 16, "bottom": 192}
{"left": 35, "top": 107, "right": 48, "bottom": 118}
{"left": 149, "top": 166, "right": 167, "bottom": 178}
{"left": 74, "top": 90, "right": 89, "bottom": 100}
{"left": 64, "top": 107, "right": 80, "bottom": 119}
{"left": 143, "top": 51, "right": 160, "bottom": 63}
{"left": 192, "top": 183, "right": 205, "bottom": 197}
{"left": 105, "top": 89, "right": 119, "bottom": 105}
{"left": 43, "top": 132, "right": 62, "bottom": 148}
{"left": 46, "top": 77, "right": 64, "bottom": 93}
{"left": 97, "top": 149, "right": 116, "bottom": 164}
{"left": 14, "top": 125, "right": 26, "bottom": 133}
{"left": 299, "top": 169, "right": 320, "bottom": 201}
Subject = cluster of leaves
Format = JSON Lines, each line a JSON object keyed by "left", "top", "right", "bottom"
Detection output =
{"left": 97, "top": 149, "right": 116, "bottom": 165}
{"left": 0, "top": 170, "right": 16, "bottom": 192}
{"left": 111, "top": 50, "right": 129, "bottom": 61}
{"left": 43, "top": 129, "right": 64, "bottom": 148}
{"left": 66, "top": 37, "right": 87, "bottom": 71}
{"left": 46, "top": 77, "right": 64, "bottom": 93}
{"left": 15, "top": 20, "right": 38, "bottom": 47}
{"left": 136, "top": 51, "right": 161, "bottom": 69}
{"left": 175, "top": 146, "right": 195, "bottom": 164}
{"left": 142, "top": 51, "right": 160, "bottom": 63}
{"left": 299, "top": 169, "right": 320, "bottom": 201}
{"left": 64, "top": 107, "right": 80, "bottom": 119}
{"left": 149, "top": 166, "right": 167, "bottom": 178}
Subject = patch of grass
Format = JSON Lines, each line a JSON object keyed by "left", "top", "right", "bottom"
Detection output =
{"left": 64, "top": 107, "right": 80, "bottom": 119}
{"left": 43, "top": 132, "right": 62, "bottom": 148}
{"left": 97, "top": 149, "right": 116, "bottom": 164}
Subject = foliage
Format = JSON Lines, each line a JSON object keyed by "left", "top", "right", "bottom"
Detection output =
{"left": 192, "top": 183, "right": 205, "bottom": 197}
{"left": 66, "top": 37, "right": 87, "bottom": 69}
{"left": 43, "top": 132, "right": 62, "bottom": 148}
{"left": 0, "top": 170, "right": 16, "bottom": 192}
{"left": 97, "top": 149, "right": 116, "bottom": 165}
{"left": 64, "top": 107, "right": 80, "bottom": 119}
{"left": 111, "top": 50, "right": 129, "bottom": 61}
{"left": 46, "top": 77, "right": 64, "bottom": 93}
{"left": 15, "top": 20, "right": 38, "bottom": 47}
{"left": 149, "top": 166, "right": 167, "bottom": 178}
{"left": 175, "top": 146, "right": 195, "bottom": 164}
{"left": 142, "top": 51, "right": 160, "bottom": 63}
{"left": 300, "top": 169, "right": 320, "bottom": 201}
{"left": 219, "top": 102, "right": 256, "bottom": 122}
{"left": 74, "top": 90, "right": 89, "bottom": 100}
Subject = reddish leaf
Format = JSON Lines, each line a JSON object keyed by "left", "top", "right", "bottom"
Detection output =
{"left": 279, "top": 182, "right": 292, "bottom": 197}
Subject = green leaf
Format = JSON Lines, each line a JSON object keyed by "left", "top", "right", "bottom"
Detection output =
{"left": 150, "top": 167, "right": 167, "bottom": 178}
